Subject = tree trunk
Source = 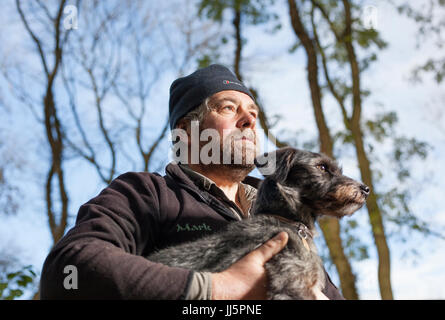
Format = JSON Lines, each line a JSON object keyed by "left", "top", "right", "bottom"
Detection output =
{"left": 287, "top": 0, "right": 359, "bottom": 299}
{"left": 233, "top": 8, "right": 243, "bottom": 81}
{"left": 231, "top": 7, "right": 288, "bottom": 148}
{"left": 16, "top": 0, "right": 70, "bottom": 300}
{"left": 342, "top": 0, "right": 393, "bottom": 299}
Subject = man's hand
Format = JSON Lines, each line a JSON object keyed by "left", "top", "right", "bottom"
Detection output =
{"left": 211, "top": 231, "right": 288, "bottom": 300}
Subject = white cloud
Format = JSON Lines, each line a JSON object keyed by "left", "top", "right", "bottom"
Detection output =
{"left": 392, "top": 248, "right": 445, "bottom": 299}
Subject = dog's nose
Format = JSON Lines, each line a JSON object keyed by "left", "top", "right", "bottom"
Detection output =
{"left": 360, "top": 184, "right": 370, "bottom": 196}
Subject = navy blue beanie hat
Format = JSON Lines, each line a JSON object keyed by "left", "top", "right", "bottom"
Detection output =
{"left": 169, "top": 64, "right": 255, "bottom": 130}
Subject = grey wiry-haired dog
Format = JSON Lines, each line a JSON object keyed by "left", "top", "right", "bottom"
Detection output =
{"left": 147, "top": 147, "right": 369, "bottom": 299}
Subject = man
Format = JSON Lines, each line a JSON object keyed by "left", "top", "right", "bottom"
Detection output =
{"left": 39, "top": 64, "right": 343, "bottom": 300}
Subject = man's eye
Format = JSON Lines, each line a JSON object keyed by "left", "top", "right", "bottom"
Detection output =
{"left": 222, "top": 106, "right": 235, "bottom": 112}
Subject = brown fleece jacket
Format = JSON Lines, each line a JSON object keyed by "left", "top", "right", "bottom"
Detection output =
{"left": 39, "top": 163, "right": 344, "bottom": 300}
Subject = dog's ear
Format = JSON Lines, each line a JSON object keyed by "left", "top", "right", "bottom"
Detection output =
{"left": 252, "top": 177, "right": 301, "bottom": 215}
{"left": 276, "top": 182, "right": 301, "bottom": 213}
{"left": 255, "top": 147, "right": 297, "bottom": 183}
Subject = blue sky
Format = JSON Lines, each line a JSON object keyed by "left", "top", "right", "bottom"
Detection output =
{"left": 246, "top": 1, "right": 445, "bottom": 299}
{"left": 0, "top": 0, "right": 444, "bottom": 299}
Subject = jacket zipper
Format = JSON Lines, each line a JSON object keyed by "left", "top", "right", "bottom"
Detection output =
{"left": 174, "top": 181, "right": 239, "bottom": 221}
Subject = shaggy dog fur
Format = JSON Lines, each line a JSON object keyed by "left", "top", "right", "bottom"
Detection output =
{"left": 147, "top": 147, "right": 369, "bottom": 299}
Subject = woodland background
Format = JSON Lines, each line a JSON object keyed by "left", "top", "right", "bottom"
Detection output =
{"left": 0, "top": 0, "right": 444, "bottom": 300}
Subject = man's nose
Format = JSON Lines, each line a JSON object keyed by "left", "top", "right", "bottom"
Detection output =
{"left": 237, "top": 108, "right": 256, "bottom": 129}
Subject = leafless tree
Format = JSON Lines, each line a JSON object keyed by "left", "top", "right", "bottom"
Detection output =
{"left": 61, "top": 0, "right": 223, "bottom": 178}
{"left": 15, "top": 0, "right": 76, "bottom": 245}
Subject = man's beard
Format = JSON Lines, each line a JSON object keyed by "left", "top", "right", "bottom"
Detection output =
{"left": 201, "top": 128, "right": 259, "bottom": 182}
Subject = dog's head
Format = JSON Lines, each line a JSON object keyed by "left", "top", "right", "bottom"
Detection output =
{"left": 253, "top": 147, "right": 369, "bottom": 222}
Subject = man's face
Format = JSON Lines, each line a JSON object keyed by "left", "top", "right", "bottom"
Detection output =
{"left": 201, "top": 90, "right": 259, "bottom": 167}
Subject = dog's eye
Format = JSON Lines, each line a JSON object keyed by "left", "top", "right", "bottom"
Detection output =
{"left": 317, "top": 164, "right": 327, "bottom": 172}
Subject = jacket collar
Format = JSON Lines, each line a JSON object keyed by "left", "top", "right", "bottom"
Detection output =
{"left": 164, "top": 162, "right": 261, "bottom": 220}
{"left": 165, "top": 162, "right": 262, "bottom": 192}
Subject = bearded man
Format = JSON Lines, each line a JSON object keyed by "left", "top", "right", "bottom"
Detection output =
{"left": 39, "top": 64, "right": 343, "bottom": 300}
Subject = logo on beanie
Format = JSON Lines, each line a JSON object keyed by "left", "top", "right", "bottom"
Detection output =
{"left": 223, "top": 80, "right": 243, "bottom": 87}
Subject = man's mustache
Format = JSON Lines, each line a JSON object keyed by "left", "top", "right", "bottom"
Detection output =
{"left": 224, "top": 129, "right": 256, "bottom": 144}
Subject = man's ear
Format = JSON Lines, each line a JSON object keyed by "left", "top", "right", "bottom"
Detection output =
{"left": 174, "top": 119, "right": 194, "bottom": 149}
{"left": 255, "top": 147, "right": 296, "bottom": 183}
{"left": 176, "top": 119, "right": 190, "bottom": 135}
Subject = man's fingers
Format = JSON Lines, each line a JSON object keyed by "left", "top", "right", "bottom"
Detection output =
{"left": 249, "top": 232, "right": 288, "bottom": 264}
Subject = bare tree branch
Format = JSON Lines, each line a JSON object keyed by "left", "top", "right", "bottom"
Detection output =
{"left": 15, "top": 0, "right": 50, "bottom": 76}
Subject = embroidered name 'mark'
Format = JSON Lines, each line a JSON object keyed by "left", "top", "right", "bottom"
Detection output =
{"left": 176, "top": 223, "right": 212, "bottom": 232}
